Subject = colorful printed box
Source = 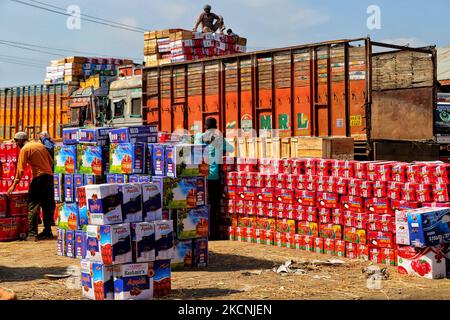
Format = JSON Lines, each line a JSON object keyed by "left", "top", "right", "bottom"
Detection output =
{"left": 407, "top": 207, "right": 450, "bottom": 247}
{"left": 77, "top": 186, "right": 88, "bottom": 231}
{"left": 109, "top": 126, "right": 158, "bottom": 144}
{"left": 335, "top": 240, "right": 346, "bottom": 257}
{"left": 152, "top": 144, "right": 166, "bottom": 176}
{"left": 197, "top": 177, "right": 206, "bottom": 206}
{"left": 113, "top": 263, "right": 154, "bottom": 300}
{"left": 172, "top": 239, "right": 193, "bottom": 270}
{"left": 119, "top": 183, "right": 143, "bottom": 223}
{"left": 75, "top": 230, "right": 87, "bottom": 259}
{"left": 357, "top": 244, "right": 369, "bottom": 260}
{"left": 316, "top": 192, "right": 339, "bottom": 209}
{"left": 319, "top": 223, "right": 342, "bottom": 240}
{"left": 79, "top": 127, "right": 112, "bottom": 146}
{"left": 155, "top": 220, "right": 174, "bottom": 260}
{"left": 368, "top": 231, "right": 395, "bottom": 248}
{"left": 77, "top": 144, "right": 106, "bottom": 175}
{"left": 73, "top": 174, "right": 84, "bottom": 202}
{"left": 346, "top": 242, "right": 358, "bottom": 259}
{"left": 165, "top": 144, "right": 209, "bottom": 178}
{"left": 62, "top": 128, "right": 79, "bottom": 145}
{"left": 153, "top": 260, "right": 171, "bottom": 297}
{"left": 54, "top": 174, "right": 63, "bottom": 203}
{"left": 176, "top": 206, "right": 209, "bottom": 240}
{"left": 65, "top": 230, "right": 75, "bottom": 258}
{"left": 80, "top": 260, "right": 114, "bottom": 300}
{"left": 85, "top": 184, "right": 123, "bottom": 225}
{"left": 304, "top": 235, "right": 315, "bottom": 252}
{"left": 131, "top": 222, "right": 156, "bottom": 263}
{"left": 57, "top": 228, "right": 66, "bottom": 256}
{"left": 109, "top": 143, "right": 146, "bottom": 174}
{"left": 344, "top": 227, "right": 366, "bottom": 244}
{"left": 84, "top": 174, "right": 106, "bottom": 186}
{"left": 64, "top": 174, "right": 75, "bottom": 203}
{"left": 324, "top": 238, "right": 335, "bottom": 255}
{"left": 54, "top": 144, "right": 77, "bottom": 174}
{"left": 397, "top": 246, "right": 446, "bottom": 279}
{"left": 142, "top": 182, "right": 163, "bottom": 222}
{"left": 57, "top": 202, "right": 79, "bottom": 230}
{"left": 85, "top": 224, "right": 132, "bottom": 265}
{"left": 315, "top": 237, "right": 324, "bottom": 254}
{"left": 194, "top": 238, "right": 208, "bottom": 268}
{"left": 161, "top": 177, "right": 198, "bottom": 209}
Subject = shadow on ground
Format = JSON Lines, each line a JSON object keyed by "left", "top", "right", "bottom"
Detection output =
{"left": 0, "top": 266, "right": 69, "bottom": 282}
{"left": 160, "top": 287, "right": 244, "bottom": 300}
{"left": 172, "top": 251, "right": 275, "bottom": 273}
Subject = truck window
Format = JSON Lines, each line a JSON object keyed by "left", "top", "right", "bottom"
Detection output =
{"left": 131, "top": 98, "right": 141, "bottom": 117}
{"left": 114, "top": 100, "right": 125, "bottom": 118}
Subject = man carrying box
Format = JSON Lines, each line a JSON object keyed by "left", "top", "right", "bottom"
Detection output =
{"left": 7, "top": 132, "right": 55, "bottom": 241}
{"left": 193, "top": 4, "right": 226, "bottom": 34}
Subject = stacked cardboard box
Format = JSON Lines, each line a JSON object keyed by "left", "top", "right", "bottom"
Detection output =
{"left": 45, "top": 56, "right": 134, "bottom": 85}
{"left": 55, "top": 126, "right": 211, "bottom": 299}
{"left": 223, "top": 158, "right": 450, "bottom": 277}
{"left": 0, "top": 142, "right": 32, "bottom": 242}
{"left": 144, "top": 29, "right": 247, "bottom": 67}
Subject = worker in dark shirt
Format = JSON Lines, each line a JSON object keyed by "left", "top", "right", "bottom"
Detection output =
{"left": 193, "top": 4, "right": 225, "bottom": 33}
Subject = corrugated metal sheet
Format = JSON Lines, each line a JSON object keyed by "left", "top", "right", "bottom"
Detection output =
{"left": 438, "top": 47, "right": 450, "bottom": 82}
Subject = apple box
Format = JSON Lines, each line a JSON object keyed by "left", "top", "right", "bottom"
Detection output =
{"left": 407, "top": 207, "right": 450, "bottom": 247}
{"left": 397, "top": 245, "right": 446, "bottom": 279}
{"left": 54, "top": 144, "right": 76, "bottom": 174}
{"left": 113, "top": 263, "right": 154, "bottom": 300}
{"left": 80, "top": 260, "right": 114, "bottom": 300}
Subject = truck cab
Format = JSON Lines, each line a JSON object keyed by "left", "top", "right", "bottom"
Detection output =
{"left": 106, "top": 65, "right": 143, "bottom": 127}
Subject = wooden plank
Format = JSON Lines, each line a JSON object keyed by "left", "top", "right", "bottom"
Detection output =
{"left": 322, "top": 137, "right": 354, "bottom": 160}
{"left": 237, "top": 137, "right": 247, "bottom": 158}
{"left": 281, "top": 137, "right": 291, "bottom": 158}
{"left": 373, "top": 141, "right": 439, "bottom": 162}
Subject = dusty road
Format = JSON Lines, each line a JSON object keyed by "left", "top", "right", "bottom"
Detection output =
{"left": 1, "top": 228, "right": 449, "bottom": 300}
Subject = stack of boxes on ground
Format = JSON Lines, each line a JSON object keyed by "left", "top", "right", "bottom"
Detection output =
{"left": 44, "top": 56, "right": 134, "bottom": 85}
{"left": 144, "top": 29, "right": 247, "bottom": 67}
{"left": 223, "top": 158, "right": 450, "bottom": 279}
{"left": 0, "top": 142, "right": 32, "bottom": 242}
{"left": 54, "top": 126, "right": 210, "bottom": 299}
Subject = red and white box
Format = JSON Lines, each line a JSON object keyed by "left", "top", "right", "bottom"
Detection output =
{"left": 275, "top": 174, "right": 287, "bottom": 189}
{"left": 391, "top": 199, "right": 420, "bottom": 213}
{"left": 245, "top": 201, "right": 257, "bottom": 216}
{"left": 274, "top": 203, "right": 287, "bottom": 219}
{"left": 432, "top": 164, "right": 450, "bottom": 183}
{"left": 263, "top": 174, "right": 276, "bottom": 188}
{"left": 275, "top": 188, "right": 294, "bottom": 204}
{"left": 318, "top": 208, "right": 331, "bottom": 224}
{"left": 354, "top": 162, "right": 367, "bottom": 180}
{"left": 387, "top": 182, "right": 404, "bottom": 200}
{"left": 1, "top": 162, "right": 16, "bottom": 181}
{"left": 347, "top": 178, "right": 361, "bottom": 196}
{"left": 336, "top": 177, "right": 349, "bottom": 195}
{"left": 367, "top": 214, "right": 394, "bottom": 232}
{"left": 324, "top": 238, "right": 335, "bottom": 255}
{"left": 256, "top": 188, "right": 275, "bottom": 202}
{"left": 265, "top": 202, "right": 275, "bottom": 218}
{"left": 316, "top": 192, "right": 339, "bottom": 209}
{"left": 255, "top": 201, "right": 266, "bottom": 216}
{"left": 421, "top": 202, "right": 450, "bottom": 208}
{"left": 300, "top": 206, "right": 318, "bottom": 222}
{"left": 304, "top": 235, "right": 315, "bottom": 252}
{"left": 285, "top": 204, "right": 300, "bottom": 221}
{"left": 346, "top": 242, "right": 358, "bottom": 259}
{"left": 280, "top": 159, "right": 292, "bottom": 175}
{"left": 432, "top": 183, "right": 450, "bottom": 202}
{"left": 397, "top": 246, "right": 446, "bottom": 279}
{"left": 391, "top": 163, "right": 408, "bottom": 182}
{"left": 235, "top": 200, "right": 245, "bottom": 215}
{"left": 295, "top": 190, "right": 316, "bottom": 206}
{"left": 375, "top": 162, "right": 393, "bottom": 181}
{"left": 319, "top": 223, "right": 343, "bottom": 240}
{"left": 407, "top": 164, "right": 421, "bottom": 183}
{"left": 340, "top": 195, "right": 365, "bottom": 213}
{"left": 367, "top": 231, "right": 395, "bottom": 248}
{"left": 294, "top": 234, "right": 304, "bottom": 250}
{"left": 357, "top": 244, "right": 370, "bottom": 260}
{"left": 304, "top": 177, "right": 317, "bottom": 192}
{"left": 335, "top": 240, "right": 346, "bottom": 257}
{"left": 402, "top": 182, "right": 418, "bottom": 202}
{"left": 331, "top": 209, "right": 345, "bottom": 225}
{"left": 5, "top": 143, "right": 19, "bottom": 162}
{"left": 395, "top": 210, "right": 410, "bottom": 246}
{"left": 291, "top": 159, "right": 305, "bottom": 175}
{"left": 316, "top": 160, "right": 332, "bottom": 177}
{"left": 297, "top": 221, "right": 318, "bottom": 236}
{"left": 416, "top": 184, "right": 433, "bottom": 202}
{"left": 285, "top": 174, "right": 298, "bottom": 190}
{"left": 373, "top": 181, "right": 387, "bottom": 198}
{"left": 304, "top": 159, "right": 317, "bottom": 176}
{"left": 237, "top": 158, "right": 258, "bottom": 172}
{"left": 358, "top": 180, "right": 374, "bottom": 198}
{"left": 344, "top": 212, "right": 367, "bottom": 229}
{"left": 254, "top": 173, "right": 266, "bottom": 188}
{"left": 366, "top": 162, "right": 379, "bottom": 181}
{"left": 365, "top": 197, "right": 391, "bottom": 214}
{"left": 314, "top": 237, "right": 324, "bottom": 254}
{"left": 369, "top": 247, "right": 382, "bottom": 264}
{"left": 235, "top": 172, "right": 245, "bottom": 186}
{"left": 381, "top": 248, "right": 397, "bottom": 266}
{"left": 244, "top": 172, "right": 258, "bottom": 188}
{"left": 416, "top": 164, "right": 436, "bottom": 184}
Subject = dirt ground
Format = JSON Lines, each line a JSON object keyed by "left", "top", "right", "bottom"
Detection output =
{"left": 1, "top": 227, "right": 449, "bottom": 300}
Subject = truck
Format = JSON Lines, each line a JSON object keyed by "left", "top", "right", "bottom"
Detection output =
{"left": 142, "top": 37, "right": 438, "bottom": 161}
{"left": 0, "top": 65, "right": 143, "bottom": 141}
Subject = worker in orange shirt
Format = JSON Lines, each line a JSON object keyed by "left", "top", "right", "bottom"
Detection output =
{"left": 7, "top": 132, "right": 55, "bottom": 241}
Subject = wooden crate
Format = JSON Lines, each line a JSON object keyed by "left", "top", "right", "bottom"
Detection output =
{"left": 237, "top": 138, "right": 247, "bottom": 158}
{"left": 266, "top": 138, "right": 281, "bottom": 159}
{"left": 246, "top": 137, "right": 260, "bottom": 159}
{"left": 281, "top": 137, "right": 291, "bottom": 158}
{"left": 291, "top": 136, "right": 354, "bottom": 159}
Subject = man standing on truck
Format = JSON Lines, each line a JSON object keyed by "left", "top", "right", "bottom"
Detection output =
{"left": 193, "top": 4, "right": 226, "bottom": 34}
{"left": 195, "top": 118, "right": 234, "bottom": 240}
{"left": 7, "top": 132, "right": 55, "bottom": 241}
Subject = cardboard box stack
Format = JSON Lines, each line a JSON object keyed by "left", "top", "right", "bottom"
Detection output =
{"left": 144, "top": 29, "right": 247, "bottom": 67}
{"left": 0, "top": 142, "right": 31, "bottom": 242}
{"left": 55, "top": 126, "right": 211, "bottom": 299}
{"left": 45, "top": 56, "right": 134, "bottom": 85}
{"left": 224, "top": 158, "right": 450, "bottom": 278}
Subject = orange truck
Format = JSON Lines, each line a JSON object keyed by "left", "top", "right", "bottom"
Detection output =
{"left": 142, "top": 37, "right": 438, "bottom": 160}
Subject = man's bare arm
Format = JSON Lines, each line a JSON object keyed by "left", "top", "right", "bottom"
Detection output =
{"left": 193, "top": 13, "right": 203, "bottom": 31}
